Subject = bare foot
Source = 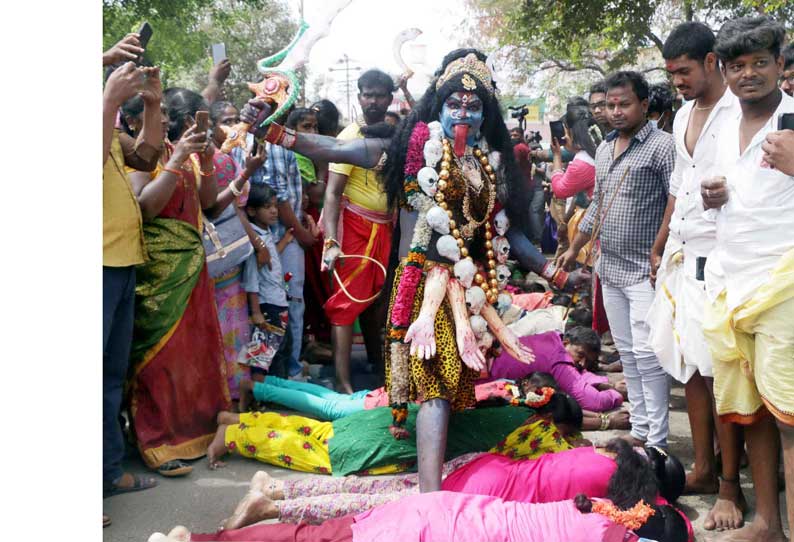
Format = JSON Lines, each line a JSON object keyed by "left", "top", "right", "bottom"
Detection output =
{"left": 707, "top": 521, "right": 787, "bottom": 542}
{"left": 216, "top": 410, "right": 240, "bottom": 425}
{"left": 238, "top": 380, "right": 254, "bottom": 413}
{"left": 684, "top": 470, "right": 719, "bottom": 495}
{"left": 704, "top": 480, "right": 747, "bottom": 531}
{"left": 207, "top": 424, "right": 229, "bottom": 470}
{"left": 167, "top": 526, "right": 191, "bottom": 541}
{"left": 223, "top": 492, "right": 279, "bottom": 530}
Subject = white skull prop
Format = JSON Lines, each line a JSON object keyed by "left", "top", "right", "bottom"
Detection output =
{"left": 477, "top": 330, "right": 494, "bottom": 355}
{"left": 493, "top": 235, "right": 510, "bottom": 264}
{"left": 453, "top": 258, "right": 476, "bottom": 289}
{"left": 427, "top": 121, "right": 443, "bottom": 138}
{"left": 496, "top": 264, "right": 510, "bottom": 289}
{"left": 426, "top": 205, "right": 449, "bottom": 234}
{"left": 423, "top": 139, "right": 443, "bottom": 168}
{"left": 436, "top": 235, "right": 460, "bottom": 262}
{"left": 496, "top": 292, "right": 513, "bottom": 315}
{"left": 469, "top": 314, "right": 487, "bottom": 339}
{"left": 465, "top": 286, "right": 487, "bottom": 315}
{"left": 417, "top": 167, "right": 440, "bottom": 197}
{"left": 494, "top": 209, "right": 510, "bottom": 236}
{"left": 488, "top": 150, "right": 501, "bottom": 172}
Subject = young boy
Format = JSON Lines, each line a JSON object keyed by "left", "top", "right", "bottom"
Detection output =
{"left": 242, "top": 184, "right": 294, "bottom": 381}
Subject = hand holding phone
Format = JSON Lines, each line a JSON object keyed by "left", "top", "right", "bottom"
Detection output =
{"left": 195, "top": 110, "right": 210, "bottom": 142}
{"left": 549, "top": 120, "right": 566, "bottom": 146}
{"left": 135, "top": 22, "right": 153, "bottom": 65}
{"left": 211, "top": 43, "right": 227, "bottom": 65}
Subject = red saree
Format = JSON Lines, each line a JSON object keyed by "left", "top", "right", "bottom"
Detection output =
{"left": 129, "top": 158, "right": 230, "bottom": 469}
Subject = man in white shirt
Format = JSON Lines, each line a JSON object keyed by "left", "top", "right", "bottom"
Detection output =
{"left": 646, "top": 22, "right": 746, "bottom": 533}
{"left": 700, "top": 16, "right": 794, "bottom": 542}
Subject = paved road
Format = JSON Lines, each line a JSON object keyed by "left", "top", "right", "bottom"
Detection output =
{"left": 104, "top": 373, "right": 789, "bottom": 542}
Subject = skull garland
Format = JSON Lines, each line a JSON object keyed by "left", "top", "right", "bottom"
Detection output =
{"left": 469, "top": 314, "right": 487, "bottom": 339}
{"left": 453, "top": 258, "right": 477, "bottom": 289}
{"left": 417, "top": 166, "right": 440, "bottom": 197}
{"left": 493, "top": 209, "right": 510, "bottom": 236}
{"left": 493, "top": 235, "right": 511, "bottom": 264}
{"left": 496, "top": 264, "right": 510, "bottom": 290}
{"left": 426, "top": 205, "right": 450, "bottom": 234}
{"left": 465, "top": 286, "right": 487, "bottom": 315}
{"left": 436, "top": 234, "right": 461, "bottom": 262}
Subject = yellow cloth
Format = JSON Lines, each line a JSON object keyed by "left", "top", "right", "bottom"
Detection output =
{"left": 103, "top": 130, "right": 146, "bottom": 267}
{"left": 225, "top": 412, "right": 334, "bottom": 474}
{"left": 703, "top": 247, "right": 794, "bottom": 425}
{"left": 329, "top": 124, "right": 388, "bottom": 212}
{"left": 489, "top": 417, "right": 573, "bottom": 460}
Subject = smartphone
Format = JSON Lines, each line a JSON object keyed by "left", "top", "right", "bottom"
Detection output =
{"left": 136, "top": 21, "right": 153, "bottom": 65}
{"left": 695, "top": 256, "right": 707, "bottom": 281}
{"left": 251, "top": 139, "right": 259, "bottom": 156}
{"left": 211, "top": 42, "right": 227, "bottom": 65}
{"left": 549, "top": 120, "right": 566, "bottom": 146}
{"left": 195, "top": 110, "right": 209, "bottom": 141}
{"left": 778, "top": 113, "right": 794, "bottom": 131}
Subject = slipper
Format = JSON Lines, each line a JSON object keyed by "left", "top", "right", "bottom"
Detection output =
{"left": 157, "top": 460, "right": 193, "bottom": 478}
{"left": 104, "top": 473, "right": 158, "bottom": 497}
{"left": 103, "top": 515, "right": 112, "bottom": 528}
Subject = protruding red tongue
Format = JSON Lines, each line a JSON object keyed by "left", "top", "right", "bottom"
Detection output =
{"left": 453, "top": 124, "right": 469, "bottom": 157}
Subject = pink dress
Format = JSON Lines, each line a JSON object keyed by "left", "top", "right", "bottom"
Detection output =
{"left": 441, "top": 446, "right": 617, "bottom": 502}
{"left": 351, "top": 492, "right": 625, "bottom": 542}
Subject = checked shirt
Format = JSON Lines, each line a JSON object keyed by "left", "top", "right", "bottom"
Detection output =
{"left": 579, "top": 122, "right": 675, "bottom": 288}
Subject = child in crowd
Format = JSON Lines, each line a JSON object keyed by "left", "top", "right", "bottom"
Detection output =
{"left": 241, "top": 184, "right": 294, "bottom": 381}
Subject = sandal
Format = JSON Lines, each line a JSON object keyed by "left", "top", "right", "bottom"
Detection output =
{"left": 157, "top": 460, "right": 193, "bottom": 478}
{"left": 103, "top": 515, "right": 112, "bottom": 528}
{"left": 104, "top": 473, "right": 158, "bottom": 497}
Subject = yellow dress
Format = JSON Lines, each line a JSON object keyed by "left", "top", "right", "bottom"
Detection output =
{"left": 223, "top": 412, "right": 571, "bottom": 475}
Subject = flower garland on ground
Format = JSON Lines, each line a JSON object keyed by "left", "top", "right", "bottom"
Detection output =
{"left": 592, "top": 499, "right": 655, "bottom": 531}
{"left": 504, "top": 384, "right": 555, "bottom": 408}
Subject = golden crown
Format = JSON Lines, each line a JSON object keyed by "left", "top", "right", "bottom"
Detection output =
{"left": 435, "top": 53, "right": 494, "bottom": 95}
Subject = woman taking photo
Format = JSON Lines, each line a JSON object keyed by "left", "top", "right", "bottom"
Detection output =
{"left": 124, "top": 88, "right": 230, "bottom": 477}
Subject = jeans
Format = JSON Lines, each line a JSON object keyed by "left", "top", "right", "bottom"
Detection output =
{"left": 527, "top": 187, "right": 546, "bottom": 245}
{"left": 103, "top": 266, "right": 136, "bottom": 486}
{"left": 506, "top": 226, "right": 547, "bottom": 275}
{"left": 280, "top": 239, "right": 305, "bottom": 377}
{"left": 602, "top": 279, "right": 670, "bottom": 447}
{"left": 253, "top": 376, "right": 369, "bottom": 420}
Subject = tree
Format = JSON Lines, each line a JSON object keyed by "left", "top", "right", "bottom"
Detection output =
{"left": 103, "top": 0, "right": 298, "bottom": 106}
{"left": 464, "top": 0, "right": 794, "bottom": 79}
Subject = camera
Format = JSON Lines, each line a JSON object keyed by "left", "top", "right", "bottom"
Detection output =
{"left": 526, "top": 130, "right": 542, "bottom": 144}
{"left": 508, "top": 105, "right": 529, "bottom": 119}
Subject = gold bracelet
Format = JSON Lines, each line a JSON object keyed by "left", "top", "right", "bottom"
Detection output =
{"left": 599, "top": 413, "right": 610, "bottom": 431}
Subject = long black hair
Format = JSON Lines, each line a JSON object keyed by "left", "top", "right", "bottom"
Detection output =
{"left": 646, "top": 445, "right": 686, "bottom": 503}
{"left": 574, "top": 438, "right": 688, "bottom": 542}
{"left": 382, "top": 48, "right": 528, "bottom": 232}
{"left": 563, "top": 105, "right": 600, "bottom": 159}
{"left": 164, "top": 87, "right": 209, "bottom": 142}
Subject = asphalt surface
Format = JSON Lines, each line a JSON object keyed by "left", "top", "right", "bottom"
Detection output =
{"left": 104, "top": 350, "right": 790, "bottom": 542}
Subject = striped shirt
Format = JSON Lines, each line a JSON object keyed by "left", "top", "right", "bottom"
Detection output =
{"left": 579, "top": 122, "right": 674, "bottom": 287}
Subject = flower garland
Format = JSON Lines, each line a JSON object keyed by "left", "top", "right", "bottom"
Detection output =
{"left": 504, "top": 385, "right": 555, "bottom": 408}
{"left": 592, "top": 499, "right": 655, "bottom": 531}
{"left": 389, "top": 123, "right": 436, "bottom": 337}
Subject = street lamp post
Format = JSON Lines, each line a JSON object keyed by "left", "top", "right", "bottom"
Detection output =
{"left": 328, "top": 54, "right": 361, "bottom": 121}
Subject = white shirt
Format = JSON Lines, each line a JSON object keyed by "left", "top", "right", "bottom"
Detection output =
{"left": 668, "top": 89, "right": 740, "bottom": 262}
{"left": 705, "top": 91, "right": 794, "bottom": 309}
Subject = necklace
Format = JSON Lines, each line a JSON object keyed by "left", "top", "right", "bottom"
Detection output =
{"left": 693, "top": 102, "right": 715, "bottom": 111}
{"left": 436, "top": 138, "right": 500, "bottom": 303}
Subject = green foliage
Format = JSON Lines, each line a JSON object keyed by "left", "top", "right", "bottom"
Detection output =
{"left": 465, "top": 0, "right": 794, "bottom": 77}
{"left": 103, "top": 0, "right": 298, "bottom": 106}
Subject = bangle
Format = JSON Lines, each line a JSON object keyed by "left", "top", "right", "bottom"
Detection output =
{"left": 323, "top": 238, "right": 340, "bottom": 250}
{"left": 263, "top": 123, "right": 297, "bottom": 149}
{"left": 599, "top": 413, "right": 610, "bottom": 431}
{"left": 229, "top": 179, "right": 248, "bottom": 197}
{"left": 240, "top": 170, "right": 251, "bottom": 182}
{"left": 200, "top": 166, "right": 216, "bottom": 177}
{"left": 163, "top": 166, "right": 182, "bottom": 177}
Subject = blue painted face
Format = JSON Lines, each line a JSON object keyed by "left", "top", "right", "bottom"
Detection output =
{"left": 440, "top": 91, "right": 484, "bottom": 145}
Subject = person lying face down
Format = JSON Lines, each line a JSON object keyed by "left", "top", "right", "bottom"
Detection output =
{"left": 150, "top": 440, "right": 690, "bottom": 542}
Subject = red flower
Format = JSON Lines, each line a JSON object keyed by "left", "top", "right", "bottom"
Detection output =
{"left": 303, "top": 441, "right": 313, "bottom": 450}
{"left": 322, "top": 439, "right": 328, "bottom": 445}
{"left": 530, "top": 438, "right": 541, "bottom": 450}
{"left": 506, "top": 449, "right": 517, "bottom": 459}
{"left": 227, "top": 440, "right": 237, "bottom": 450}
{"left": 238, "top": 422, "right": 248, "bottom": 430}
{"left": 298, "top": 426, "right": 312, "bottom": 436}
{"left": 281, "top": 455, "right": 292, "bottom": 464}
{"left": 246, "top": 444, "right": 257, "bottom": 454}
{"left": 267, "top": 431, "right": 279, "bottom": 439}
{"left": 314, "top": 466, "right": 329, "bottom": 474}
{"left": 552, "top": 431, "right": 561, "bottom": 441}
{"left": 404, "top": 122, "right": 430, "bottom": 176}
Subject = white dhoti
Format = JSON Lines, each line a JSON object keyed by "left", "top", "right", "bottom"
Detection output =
{"left": 647, "top": 241, "right": 713, "bottom": 383}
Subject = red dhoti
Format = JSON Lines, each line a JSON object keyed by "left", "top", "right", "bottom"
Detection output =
{"left": 324, "top": 205, "right": 392, "bottom": 326}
